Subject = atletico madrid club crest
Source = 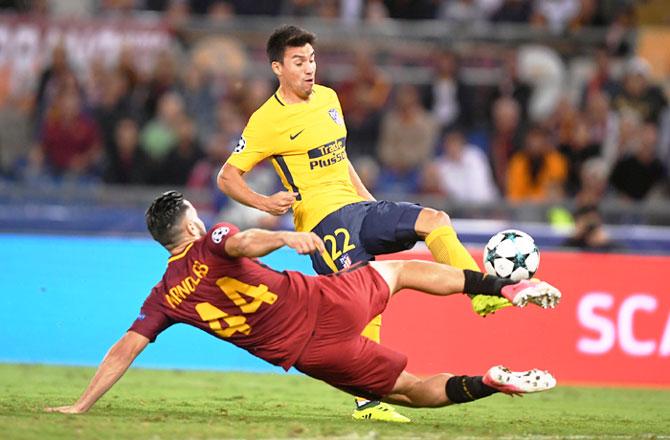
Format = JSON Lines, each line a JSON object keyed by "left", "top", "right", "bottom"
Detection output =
{"left": 339, "top": 253, "right": 352, "bottom": 268}
{"left": 328, "top": 108, "right": 344, "bottom": 126}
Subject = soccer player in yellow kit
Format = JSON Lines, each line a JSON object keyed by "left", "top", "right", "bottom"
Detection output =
{"left": 218, "top": 25, "right": 511, "bottom": 422}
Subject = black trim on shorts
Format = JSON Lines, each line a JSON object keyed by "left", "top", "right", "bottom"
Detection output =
{"left": 326, "top": 261, "right": 370, "bottom": 277}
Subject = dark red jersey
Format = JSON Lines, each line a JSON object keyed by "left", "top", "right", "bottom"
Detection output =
{"left": 129, "top": 223, "right": 321, "bottom": 370}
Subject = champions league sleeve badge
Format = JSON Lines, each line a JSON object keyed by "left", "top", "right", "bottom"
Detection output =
{"left": 328, "top": 108, "right": 344, "bottom": 126}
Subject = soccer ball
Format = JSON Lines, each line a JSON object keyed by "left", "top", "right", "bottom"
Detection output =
{"left": 483, "top": 229, "right": 540, "bottom": 281}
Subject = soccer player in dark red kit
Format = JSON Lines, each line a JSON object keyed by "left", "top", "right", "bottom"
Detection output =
{"left": 46, "top": 191, "right": 560, "bottom": 417}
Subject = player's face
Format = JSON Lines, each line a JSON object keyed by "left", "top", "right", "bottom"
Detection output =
{"left": 183, "top": 201, "right": 207, "bottom": 238}
{"left": 275, "top": 43, "right": 316, "bottom": 100}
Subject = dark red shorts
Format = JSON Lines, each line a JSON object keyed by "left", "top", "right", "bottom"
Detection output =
{"left": 293, "top": 264, "right": 408, "bottom": 400}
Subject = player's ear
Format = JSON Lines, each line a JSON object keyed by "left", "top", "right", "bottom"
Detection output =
{"left": 271, "top": 60, "right": 282, "bottom": 77}
{"left": 185, "top": 220, "right": 200, "bottom": 238}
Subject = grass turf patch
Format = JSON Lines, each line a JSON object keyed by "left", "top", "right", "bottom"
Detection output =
{"left": 1, "top": 364, "right": 669, "bottom": 439}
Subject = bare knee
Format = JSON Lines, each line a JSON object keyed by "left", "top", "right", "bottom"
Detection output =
{"left": 415, "top": 208, "right": 451, "bottom": 238}
{"left": 368, "top": 260, "right": 404, "bottom": 294}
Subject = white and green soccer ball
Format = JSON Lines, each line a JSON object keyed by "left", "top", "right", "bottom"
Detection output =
{"left": 483, "top": 229, "right": 540, "bottom": 281}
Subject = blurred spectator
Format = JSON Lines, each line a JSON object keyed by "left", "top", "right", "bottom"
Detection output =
{"left": 337, "top": 49, "right": 389, "bottom": 160}
{"left": 532, "top": 0, "right": 580, "bottom": 34}
{"left": 606, "top": 109, "right": 642, "bottom": 167}
{"left": 582, "top": 46, "right": 620, "bottom": 101}
{"left": 94, "top": 70, "right": 136, "bottom": 161}
{"left": 103, "top": 119, "right": 151, "bottom": 185}
{"left": 84, "top": 57, "right": 107, "bottom": 109}
{"left": 351, "top": 156, "right": 380, "bottom": 193}
{"left": 281, "top": 0, "right": 319, "bottom": 17}
{"left": 209, "top": 99, "right": 245, "bottom": 152}
{"left": 207, "top": 0, "right": 235, "bottom": 21}
{"left": 563, "top": 204, "right": 618, "bottom": 251}
{"left": 612, "top": 57, "right": 668, "bottom": 124}
{"left": 487, "top": 96, "right": 524, "bottom": 192}
{"left": 338, "top": 49, "right": 390, "bottom": 117}
{"left": 189, "top": 132, "right": 232, "bottom": 191}
{"left": 143, "top": 49, "right": 180, "bottom": 121}
{"left": 584, "top": 90, "right": 619, "bottom": 163}
{"left": 164, "top": 0, "right": 191, "bottom": 27}
{"left": 117, "top": 46, "right": 140, "bottom": 95}
{"left": 517, "top": 45, "right": 566, "bottom": 122}
{"left": 237, "top": 78, "right": 273, "bottom": 120}
{"left": 158, "top": 116, "right": 205, "bottom": 185}
{"left": 178, "top": 65, "right": 218, "bottom": 142}
{"left": 575, "top": 157, "right": 609, "bottom": 207}
{"left": 98, "top": 0, "right": 136, "bottom": 16}
{"left": 491, "top": 50, "right": 532, "bottom": 123}
{"left": 605, "top": 6, "right": 636, "bottom": 56}
{"left": 341, "top": 81, "right": 384, "bottom": 161}
{"left": 0, "top": 98, "right": 31, "bottom": 178}
{"left": 563, "top": 158, "right": 616, "bottom": 251}
{"left": 228, "top": 0, "right": 281, "bottom": 15}
{"left": 383, "top": 0, "right": 437, "bottom": 20}
{"left": 609, "top": 122, "right": 667, "bottom": 200}
{"left": 376, "top": 85, "right": 438, "bottom": 193}
{"left": 38, "top": 88, "right": 102, "bottom": 178}
{"left": 558, "top": 118, "right": 601, "bottom": 196}
{"left": 424, "top": 50, "right": 468, "bottom": 133}
{"left": 187, "top": 138, "right": 229, "bottom": 213}
{"left": 426, "top": 130, "right": 498, "bottom": 202}
{"left": 568, "top": 0, "right": 607, "bottom": 30}
{"left": 506, "top": 125, "right": 567, "bottom": 202}
{"left": 490, "top": 0, "right": 533, "bottom": 23}
{"left": 547, "top": 97, "right": 579, "bottom": 147}
{"left": 437, "top": 0, "right": 491, "bottom": 25}
{"left": 365, "top": 0, "right": 392, "bottom": 22}
{"left": 34, "top": 42, "right": 78, "bottom": 126}
{"left": 140, "top": 92, "right": 183, "bottom": 162}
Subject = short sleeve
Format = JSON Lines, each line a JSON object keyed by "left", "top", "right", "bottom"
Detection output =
{"left": 128, "top": 294, "right": 174, "bottom": 343}
{"left": 205, "top": 222, "right": 240, "bottom": 258}
{"left": 226, "top": 114, "right": 274, "bottom": 172}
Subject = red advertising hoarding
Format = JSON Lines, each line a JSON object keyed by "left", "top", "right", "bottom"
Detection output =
{"left": 380, "top": 250, "right": 670, "bottom": 387}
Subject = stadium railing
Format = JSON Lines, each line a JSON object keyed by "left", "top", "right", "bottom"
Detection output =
{"left": 2, "top": 183, "right": 669, "bottom": 253}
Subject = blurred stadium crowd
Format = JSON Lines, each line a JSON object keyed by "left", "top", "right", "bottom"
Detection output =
{"left": 0, "top": 1, "right": 669, "bottom": 242}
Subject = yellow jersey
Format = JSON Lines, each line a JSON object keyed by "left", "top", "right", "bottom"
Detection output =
{"left": 226, "top": 84, "right": 365, "bottom": 232}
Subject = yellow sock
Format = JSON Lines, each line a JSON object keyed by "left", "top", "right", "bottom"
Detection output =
{"left": 354, "top": 315, "right": 383, "bottom": 405}
{"left": 425, "top": 225, "right": 480, "bottom": 271}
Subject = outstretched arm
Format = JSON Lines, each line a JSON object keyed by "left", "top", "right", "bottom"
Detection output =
{"left": 217, "top": 163, "right": 298, "bottom": 216}
{"left": 225, "top": 229, "right": 326, "bottom": 258}
{"left": 45, "top": 331, "right": 149, "bottom": 414}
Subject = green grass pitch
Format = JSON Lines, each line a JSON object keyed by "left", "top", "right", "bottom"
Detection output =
{"left": 1, "top": 364, "right": 669, "bottom": 439}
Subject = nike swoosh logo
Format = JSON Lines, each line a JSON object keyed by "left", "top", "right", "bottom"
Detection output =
{"left": 289, "top": 129, "right": 304, "bottom": 140}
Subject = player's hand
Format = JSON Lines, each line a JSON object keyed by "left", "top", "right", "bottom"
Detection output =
{"left": 44, "top": 405, "right": 86, "bottom": 414}
{"left": 263, "top": 191, "right": 299, "bottom": 216}
{"left": 281, "top": 232, "right": 326, "bottom": 255}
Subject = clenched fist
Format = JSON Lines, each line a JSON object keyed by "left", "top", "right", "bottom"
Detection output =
{"left": 263, "top": 191, "right": 299, "bottom": 216}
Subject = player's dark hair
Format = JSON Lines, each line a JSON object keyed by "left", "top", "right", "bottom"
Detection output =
{"left": 266, "top": 25, "right": 315, "bottom": 63}
{"left": 146, "top": 191, "right": 189, "bottom": 248}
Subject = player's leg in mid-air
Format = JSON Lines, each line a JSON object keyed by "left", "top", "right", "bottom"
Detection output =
{"left": 359, "top": 201, "right": 513, "bottom": 317}
{"left": 371, "top": 258, "right": 559, "bottom": 407}
{"left": 308, "top": 201, "right": 532, "bottom": 421}
{"left": 294, "top": 260, "right": 559, "bottom": 413}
